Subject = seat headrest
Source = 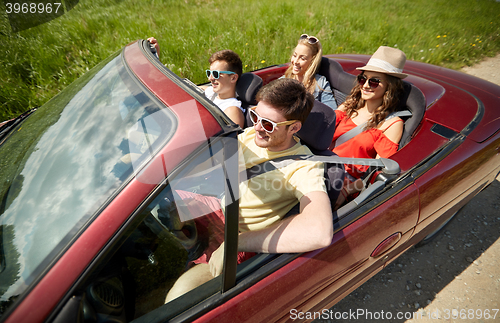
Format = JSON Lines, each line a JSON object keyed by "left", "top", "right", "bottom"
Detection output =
{"left": 296, "top": 100, "right": 337, "bottom": 151}
{"left": 318, "top": 57, "right": 356, "bottom": 95}
{"left": 236, "top": 73, "right": 263, "bottom": 105}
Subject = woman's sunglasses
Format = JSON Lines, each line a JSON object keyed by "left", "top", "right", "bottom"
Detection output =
{"left": 206, "top": 70, "right": 236, "bottom": 79}
{"left": 299, "top": 34, "right": 319, "bottom": 45}
{"left": 249, "top": 108, "right": 298, "bottom": 133}
{"left": 357, "top": 74, "right": 382, "bottom": 89}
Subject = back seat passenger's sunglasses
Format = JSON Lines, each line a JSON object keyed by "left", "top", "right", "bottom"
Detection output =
{"left": 357, "top": 74, "right": 382, "bottom": 89}
{"left": 300, "top": 34, "right": 319, "bottom": 44}
{"left": 206, "top": 70, "right": 236, "bottom": 79}
{"left": 249, "top": 108, "right": 298, "bottom": 133}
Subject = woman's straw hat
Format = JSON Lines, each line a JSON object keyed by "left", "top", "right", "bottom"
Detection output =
{"left": 356, "top": 46, "right": 408, "bottom": 79}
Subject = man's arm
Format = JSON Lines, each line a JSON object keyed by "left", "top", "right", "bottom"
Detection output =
{"left": 237, "top": 191, "right": 333, "bottom": 253}
{"left": 224, "top": 106, "right": 245, "bottom": 128}
{"left": 208, "top": 191, "right": 333, "bottom": 276}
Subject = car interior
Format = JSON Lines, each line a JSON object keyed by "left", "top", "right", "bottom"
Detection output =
{"left": 166, "top": 46, "right": 429, "bottom": 312}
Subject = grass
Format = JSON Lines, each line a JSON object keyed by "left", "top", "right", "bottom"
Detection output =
{"left": 1, "top": 0, "right": 499, "bottom": 121}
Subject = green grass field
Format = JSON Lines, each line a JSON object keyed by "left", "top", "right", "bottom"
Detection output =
{"left": 1, "top": 0, "right": 499, "bottom": 121}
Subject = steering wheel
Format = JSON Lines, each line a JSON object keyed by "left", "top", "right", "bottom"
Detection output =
{"left": 157, "top": 192, "right": 206, "bottom": 261}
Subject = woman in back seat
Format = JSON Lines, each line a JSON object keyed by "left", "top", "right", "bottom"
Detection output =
{"left": 282, "top": 34, "right": 337, "bottom": 110}
{"left": 330, "top": 46, "right": 407, "bottom": 208}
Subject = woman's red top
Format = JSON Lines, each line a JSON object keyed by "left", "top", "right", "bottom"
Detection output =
{"left": 331, "top": 110, "right": 402, "bottom": 179}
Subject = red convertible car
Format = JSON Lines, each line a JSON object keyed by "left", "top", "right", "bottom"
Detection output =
{"left": 1, "top": 40, "right": 499, "bottom": 323}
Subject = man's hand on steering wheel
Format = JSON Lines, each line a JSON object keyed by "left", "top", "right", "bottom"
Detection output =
{"left": 208, "top": 242, "right": 224, "bottom": 277}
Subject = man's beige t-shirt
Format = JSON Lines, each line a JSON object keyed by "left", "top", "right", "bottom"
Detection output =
{"left": 238, "top": 128, "right": 326, "bottom": 232}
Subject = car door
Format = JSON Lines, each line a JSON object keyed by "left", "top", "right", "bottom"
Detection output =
{"left": 190, "top": 169, "right": 420, "bottom": 323}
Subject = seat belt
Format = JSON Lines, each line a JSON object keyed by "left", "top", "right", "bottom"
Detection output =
{"left": 241, "top": 154, "right": 400, "bottom": 181}
{"left": 334, "top": 110, "right": 412, "bottom": 148}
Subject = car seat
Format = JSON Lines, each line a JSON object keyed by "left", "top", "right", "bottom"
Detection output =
{"left": 295, "top": 100, "right": 344, "bottom": 209}
{"left": 318, "top": 57, "right": 356, "bottom": 106}
{"left": 396, "top": 82, "right": 425, "bottom": 149}
{"left": 235, "top": 72, "right": 263, "bottom": 128}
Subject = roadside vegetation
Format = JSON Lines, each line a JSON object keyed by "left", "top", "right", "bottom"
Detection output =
{"left": 1, "top": 0, "right": 499, "bottom": 121}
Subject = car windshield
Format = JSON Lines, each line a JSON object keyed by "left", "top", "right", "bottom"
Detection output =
{"left": 0, "top": 52, "right": 176, "bottom": 313}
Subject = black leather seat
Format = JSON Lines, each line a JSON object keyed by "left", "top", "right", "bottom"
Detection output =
{"left": 395, "top": 82, "right": 426, "bottom": 148}
{"left": 236, "top": 72, "right": 263, "bottom": 128}
{"left": 318, "top": 57, "right": 356, "bottom": 107}
{"left": 296, "top": 100, "right": 344, "bottom": 208}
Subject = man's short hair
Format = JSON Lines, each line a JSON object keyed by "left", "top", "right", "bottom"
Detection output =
{"left": 255, "top": 78, "right": 314, "bottom": 124}
{"left": 209, "top": 50, "right": 243, "bottom": 78}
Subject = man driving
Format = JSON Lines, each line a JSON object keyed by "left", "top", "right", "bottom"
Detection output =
{"left": 166, "top": 78, "right": 335, "bottom": 301}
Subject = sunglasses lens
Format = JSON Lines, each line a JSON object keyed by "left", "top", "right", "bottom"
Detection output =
{"left": 308, "top": 37, "right": 318, "bottom": 44}
{"left": 299, "top": 34, "right": 318, "bottom": 44}
{"left": 357, "top": 74, "right": 380, "bottom": 88}
{"left": 250, "top": 110, "right": 275, "bottom": 132}
{"left": 368, "top": 79, "right": 380, "bottom": 88}
{"left": 206, "top": 70, "right": 220, "bottom": 79}
{"left": 357, "top": 74, "right": 367, "bottom": 86}
{"left": 250, "top": 110, "right": 258, "bottom": 124}
{"left": 261, "top": 119, "right": 274, "bottom": 132}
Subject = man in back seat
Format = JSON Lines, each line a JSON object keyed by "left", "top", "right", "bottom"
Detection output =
{"left": 148, "top": 37, "right": 245, "bottom": 127}
{"left": 166, "top": 78, "right": 336, "bottom": 301}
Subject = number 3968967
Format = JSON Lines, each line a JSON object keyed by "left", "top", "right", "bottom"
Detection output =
{"left": 5, "top": 3, "right": 62, "bottom": 14}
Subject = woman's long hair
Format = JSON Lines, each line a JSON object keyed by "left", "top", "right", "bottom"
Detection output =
{"left": 284, "top": 37, "right": 323, "bottom": 94}
{"left": 343, "top": 73, "right": 404, "bottom": 130}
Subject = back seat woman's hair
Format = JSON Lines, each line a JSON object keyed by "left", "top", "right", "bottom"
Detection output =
{"left": 283, "top": 35, "right": 323, "bottom": 94}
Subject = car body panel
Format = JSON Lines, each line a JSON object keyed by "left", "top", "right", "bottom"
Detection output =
{"left": 416, "top": 135, "right": 500, "bottom": 224}
{"left": 389, "top": 58, "right": 500, "bottom": 143}
{"left": 192, "top": 183, "right": 419, "bottom": 323}
{"left": 423, "top": 86, "right": 479, "bottom": 134}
